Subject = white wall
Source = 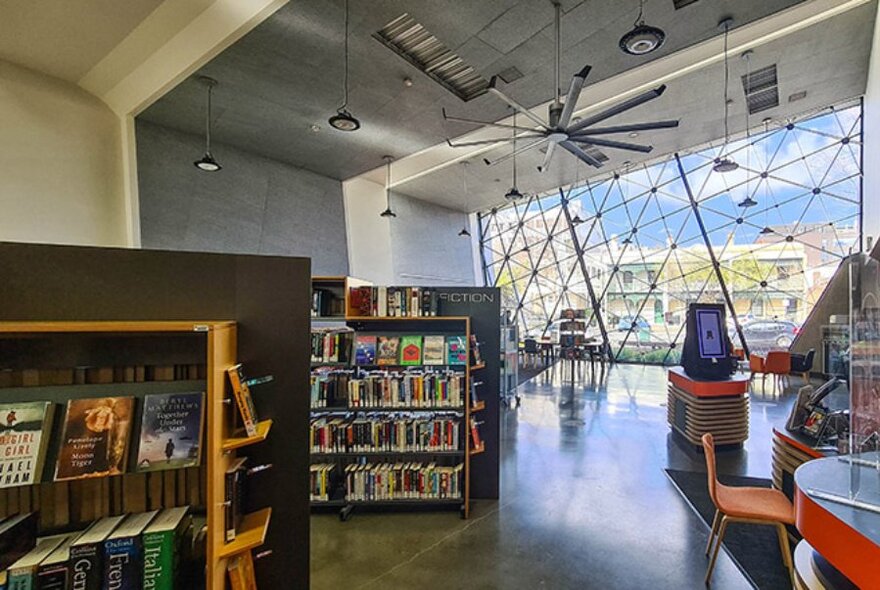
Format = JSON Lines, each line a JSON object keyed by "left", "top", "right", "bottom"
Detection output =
{"left": 0, "top": 60, "right": 126, "bottom": 246}
{"left": 863, "top": 6, "right": 880, "bottom": 251}
{"left": 343, "top": 177, "right": 395, "bottom": 284}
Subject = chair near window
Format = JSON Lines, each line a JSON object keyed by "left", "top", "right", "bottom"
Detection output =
{"left": 764, "top": 350, "right": 792, "bottom": 392}
{"left": 748, "top": 353, "right": 766, "bottom": 387}
{"left": 523, "top": 338, "right": 540, "bottom": 369}
{"left": 789, "top": 349, "right": 815, "bottom": 383}
{"left": 701, "top": 433, "right": 795, "bottom": 587}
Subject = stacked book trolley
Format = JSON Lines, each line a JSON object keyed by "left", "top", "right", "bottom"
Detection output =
{"left": 310, "top": 278, "right": 491, "bottom": 520}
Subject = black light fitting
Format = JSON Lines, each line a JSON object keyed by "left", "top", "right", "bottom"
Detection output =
{"left": 713, "top": 17, "right": 738, "bottom": 174}
{"left": 505, "top": 187, "right": 524, "bottom": 201}
{"left": 619, "top": 0, "right": 666, "bottom": 56}
{"left": 713, "top": 157, "right": 739, "bottom": 173}
{"left": 738, "top": 196, "right": 758, "bottom": 208}
{"left": 194, "top": 76, "right": 221, "bottom": 172}
{"left": 328, "top": 0, "right": 360, "bottom": 132}
{"left": 380, "top": 155, "right": 397, "bottom": 218}
{"left": 459, "top": 161, "right": 471, "bottom": 237}
{"left": 759, "top": 226, "right": 774, "bottom": 234}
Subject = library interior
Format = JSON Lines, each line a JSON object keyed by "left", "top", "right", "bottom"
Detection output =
{"left": 3, "top": 1, "right": 880, "bottom": 588}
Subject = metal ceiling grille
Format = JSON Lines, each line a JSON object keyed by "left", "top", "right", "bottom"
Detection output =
{"left": 741, "top": 64, "right": 779, "bottom": 115}
{"left": 373, "top": 13, "right": 489, "bottom": 102}
{"left": 673, "top": 0, "right": 699, "bottom": 9}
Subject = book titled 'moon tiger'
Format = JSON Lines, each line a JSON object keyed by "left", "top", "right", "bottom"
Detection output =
{"left": 55, "top": 397, "right": 135, "bottom": 481}
{"left": 136, "top": 392, "right": 205, "bottom": 473}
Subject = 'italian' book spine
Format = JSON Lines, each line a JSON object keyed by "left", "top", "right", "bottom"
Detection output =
{"left": 103, "top": 538, "right": 142, "bottom": 590}
{"left": 141, "top": 531, "right": 173, "bottom": 590}
{"left": 69, "top": 543, "right": 102, "bottom": 590}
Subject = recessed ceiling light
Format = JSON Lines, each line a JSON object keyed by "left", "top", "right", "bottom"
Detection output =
{"left": 310, "top": 124, "right": 321, "bottom": 133}
{"left": 628, "top": 132, "right": 639, "bottom": 138}
{"left": 403, "top": 77, "right": 414, "bottom": 87}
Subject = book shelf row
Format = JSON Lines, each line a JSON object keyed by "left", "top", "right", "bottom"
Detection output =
{"left": 310, "top": 370, "right": 466, "bottom": 409}
{"left": 311, "top": 330, "right": 474, "bottom": 367}
{"left": 310, "top": 414, "right": 464, "bottom": 454}
{"left": 0, "top": 365, "right": 207, "bottom": 389}
{"left": 310, "top": 461, "right": 464, "bottom": 504}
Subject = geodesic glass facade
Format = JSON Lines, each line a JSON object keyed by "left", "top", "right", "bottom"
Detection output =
{"left": 479, "top": 102, "right": 863, "bottom": 364}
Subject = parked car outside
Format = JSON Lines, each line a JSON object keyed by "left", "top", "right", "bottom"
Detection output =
{"left": 617, "top": 315, "right": 651, "bottom": 332}
{"left": 735, "top": 319, "right": 800, "bottom": 350}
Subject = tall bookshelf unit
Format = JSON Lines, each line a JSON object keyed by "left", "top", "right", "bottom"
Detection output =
{"left": 0, "top": 321, "right": 271, "bottom": 589}
{"left": 310, "top": 278, "right": 498, "bottom": 520}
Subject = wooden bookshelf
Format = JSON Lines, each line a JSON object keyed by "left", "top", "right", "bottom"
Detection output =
{"left": 0, "top": 320, "right": 263, "bottom": 590}
{"left": 472, "top": 400, "right": 486, "bottom": 412}
{"left": 222, "top": 419, "right": 274, "bottom": 452}
{"left": 470, "top": 442, "right": 486, "bottom": 456}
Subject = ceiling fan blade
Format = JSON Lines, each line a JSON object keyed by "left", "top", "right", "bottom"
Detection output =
{"left": 488, "top": 76, "right": 550, "bottom": 130}
{"left": 570, "top": 136, "right": 654, "bottom": 153}
{"left": 558, "top": 65, "right": 591, "bottom": 129}
{"left": 567, "top": 85, "right": 668, "bottom": 134}
{"left": 538, "top": 141, "right": 557, "bottom": 173}
{"left": 446, "top": 135, "right": 542, "bottom": 148}
{"left": 442, "top": 108, "right": 534, "bottom": 132}
{"left": 483, "top": 136, "right": 549, "bottom": 166}
{"left": 559, "top": 140, "right": 604, "bottom": 168}
{"left": 572, "top": 120, "right": 680, "bottom": 136}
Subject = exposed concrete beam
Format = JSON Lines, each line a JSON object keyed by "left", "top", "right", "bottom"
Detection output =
{"left": 353, "top": 0, "right": 871, "bottom": 190}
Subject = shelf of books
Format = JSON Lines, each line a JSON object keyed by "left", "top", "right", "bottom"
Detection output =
{"left": 0, "top": 321, "right": 275, "bottom": 590}
{"left": 309, "top": 280, "right": 491, "bottom": 520}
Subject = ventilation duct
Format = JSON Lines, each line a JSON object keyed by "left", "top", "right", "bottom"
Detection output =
{"left": 741, "top": 64, "right": 779, "bottom": 115}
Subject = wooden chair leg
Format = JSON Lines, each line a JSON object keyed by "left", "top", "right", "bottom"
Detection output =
{"left": 705, "top": 509, "right": 721, "bottom": 556}
{"left": 705, "top": 516, "right": 729, "bottom": 585}
{"left": 775, "top": 524, "right": 795, "bottom": 589}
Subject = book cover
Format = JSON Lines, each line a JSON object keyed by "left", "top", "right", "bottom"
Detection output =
{"left": 7, "top": 535, "right": 68, "bottom": 590}
{"left": 376, "top": 337, "right": 400, "bottom": 366}
{"left": 142, "top": 506, "right": 191, "bottom": 590}
{"left": 399, "top": 336, "right": 423, "bottom": 366}
{"left": 0, "top": 513, "right": 38, "bottom": 572}
{"left": 226, "top": 365, "right": 259, "bottom": 437}
{"left": 354, "top": 335, "right": 377, "bottom": 366}
{"left": 423, "top": 336, "right": 446, "bottom": 365}
{"left": 226, "top": 551, "right": 256, "bottom": 590}
{"left": 70, "top": 515, "right": 127, "bottom": 590}
{"left": 224, "top": 457, "right": 248, "bottom": 543}
{"left": 445, "top": 336, "right": 468, "bottom": 365}
{"left": 54, "top": 397, "right": 135, "bottom": 482}
{"left": 469, "top": 334, "right": 483, "bottom": 366}
{"left": 0, "top": 401, "right": 54, "bottom": 488}
{"left": 36, "top": 532, "right": 81, "bottom": 590}
{"left": 104, "top": 511, "right": 159, "bottom": 590}
{"left": 136, "top": 393, "right": 205, "bottom": 473}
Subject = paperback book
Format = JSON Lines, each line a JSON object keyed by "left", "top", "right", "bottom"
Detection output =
{"left": 7, "top": 534, "right": 69, "bottom": 590}
{"left": 354, "top": 335, "right": 377, "bottom": 365}
{"left": 0, "top": 401, "right": 54, "bottom": 488}
{"left": 224, "top": 457, "right": 248, "bottom": 543}
{"left": 445, "top": 336, "right": 468, "bottom": 365}
{"left": 423, "top": 336, "right": 446, "bottom": 365}
{"left": 136, "top": 392, "right": 205, "bottom": 473}
{"left": 227, "top": 365, "right": 259, "bottom": 437}
{"left": 35, "top": 532, "right": 81, "bottom": 590}
{"left": 376, "top": 337, "right": 400, "bottom": 366}
{"left": 55, "top": 397, "right": 135, "bottom": 481}
{"left": 0, "top": 513, "right": 38, "bottom": 573}
{"left": 399, "top": 336, "right": 423, "bottom": 366}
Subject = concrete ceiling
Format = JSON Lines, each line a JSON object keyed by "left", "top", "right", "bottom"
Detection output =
{"left": 138, "top": 0, "right": 810, "bottom": 182}
{"left": 0, "top": 0, "right": 164, "bottom": 82}
{"left": 399, "top": 1, "right": 876, "bottom": 212}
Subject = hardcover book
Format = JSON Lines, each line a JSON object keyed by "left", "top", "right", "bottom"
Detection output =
{"left": 224, "top": 457, "right": 248, "bottom": 543}
{"left": 7, "top": 534, "right": 68, "bottom": 590}
{"left": 226, "top": 365, "right": 259, "bottom": 437}
{"left": 423, "top": 336, "right": 446, "bottom": 365}
{"left": 104, "top": 511, "right": 159, "bottom": 590}
{"left": 0, "top": 513, "right": 38, "bottom": 573}
{"left": 354, "top": 335, "right": 377, "bottom": 366}
{"left": 376, "top": 337, "right": 400, "bottom": 366}
{"left": 70, "top": 514, "right": 127, "bottom": 590}
{"left": 399, "top": 336, "right": 423, "bottom": 366}
{"left": 445, "top": 336, "right": 468, "bottom": 365}
{"left": 226, "top": 551, "right": 256, "bottom": 590}
{"left": 136, "top": 393, "right": 205, "bottom": 473}
{"left": 142, "top": 506, "right": 192, "bottom": 590}
{"left": 36, "top": 532, "right": 81, "bottom": 590}
{"left": 55, "top": 397, "right": 135, "bottom": 482}
{"left": 0, "top": 401, "right": 54, "bottom": 488}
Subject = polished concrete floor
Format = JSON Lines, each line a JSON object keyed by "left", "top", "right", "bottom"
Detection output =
{"left": 311, "top": 363, "right": 800, "bottom": 589}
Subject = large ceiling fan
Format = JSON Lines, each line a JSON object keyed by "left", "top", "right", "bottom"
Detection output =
{"left": 444, "top": 0, "right": 679, "bottom": 172}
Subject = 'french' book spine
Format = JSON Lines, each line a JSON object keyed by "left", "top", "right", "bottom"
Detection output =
{"left": 104, "top": 538, "right": 142, "bottom": 590}
{"left": 69, "top": 543, "right": 102, "bottom": 590}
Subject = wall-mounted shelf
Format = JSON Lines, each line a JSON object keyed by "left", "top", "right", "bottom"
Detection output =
{"left": 470, "top": 442, "right": 485, "bottom": 456}
{"left": 470, "top": 362, "right": 486, "bottom": 371}
{"left": 471, "top": 400, "right": 486, "bottom": 412}
{"left": 222, "top": 419, "right": 273, "bottom": 452}
{"left": 217, "top": 507, "right": 272, "bottom": 558}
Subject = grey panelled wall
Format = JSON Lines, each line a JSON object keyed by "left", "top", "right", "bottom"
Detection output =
{"left": 390, "top": 193, "right": 476, "bottom": 286}
{"left": 136, "top": 120, "right": 349, "bottom": 275}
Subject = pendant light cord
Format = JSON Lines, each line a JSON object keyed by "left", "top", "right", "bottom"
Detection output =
{"left": 385, "top": 156, "right": 392, "bottom": 207}
{"left": 205, "top": 83, "right": 213, "bottom": 153}
{"left": 722, "top": 21, "right": 731, "bottom": 147}
{"left": 634, "top": 0, "right": 645, "bottom": 27}
{"left": 554, "top": 0, "right": 561, "bottom": 103}
{"left": 512, "top": 112, "right": 518, "bottom": 187}
{"left": 340, "top": 0, "right": 350, "bottom": 111}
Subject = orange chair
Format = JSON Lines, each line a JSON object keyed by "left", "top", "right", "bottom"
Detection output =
{"left": 702, "top": 433, "right": 795, "bottom": 586}
{"left": 749, "top": 354, "right": 766, "bottom": 386}
{"left": 764, "top": 351, "right": 792, "bottom": 392}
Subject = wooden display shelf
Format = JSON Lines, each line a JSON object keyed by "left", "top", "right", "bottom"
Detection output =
{"left": 222, "top": 419, "right": 273, "bottom": 452}
{"left": 310, "top": 361, "right": 350, "bottom": 368}
{"left": 471, "top": 400, "right": 486, "bottom": 412}
{"left": 0, "top": 320, "right": 235, "bottom": 334}
{"left": 217, "top": 507, "right": 272, "bottom": 558}
{"left": 470, "top": 442, "right": 485, "bottom": 456}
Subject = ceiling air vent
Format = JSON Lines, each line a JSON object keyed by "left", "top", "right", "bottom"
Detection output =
{"left": 373, "top": 13, "right": 489, "bottom": 102}
{"left": 673, "top": 0, "right": 699, "bottom": 9}
{"left": 540, "top": 144, "right": 608, "bottom": 163}
{"left": 788, "top": 90, "right": 807, "bottom": 103}
{"left": 741, "top": 64, "right": 779, "bottom": 115}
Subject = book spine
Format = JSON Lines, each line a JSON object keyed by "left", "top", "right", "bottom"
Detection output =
{"left": 142, "top": 531, "right": 173, "bottom": 590}
{"left": 8, "top": 569, "right": 34, "bottom": 590}
{"left": 70, "top": 543, "right": 101, "bottom": 590}
{"left": 104, "top": 538, "right": 142, "bottom": 590}
{"left": 35, "top": 566, "right": 67, "bottom": 590}
{"left": 225, "top": 469, "right": 236, "bottom": 542}
{"left": 230, "top": 371, "right": 258, "bottom": 437}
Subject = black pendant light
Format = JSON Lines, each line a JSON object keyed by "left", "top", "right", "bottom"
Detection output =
{"left": 380, "top": 155, "right": 396, "bottom": 218}
{"left": 329, "top": 0, "right": 360, "bottom": 131}
{"left": 713, "top": 18, "right": 738, "bottom": 174}
{"left": 193, "top": 76, "right": 221, "bottom": 171}
{"left": 505, "top": 112, "right": 524, "bottom": 201}
{"left": 737, "top": 50, "right": 757, "bottom": 208}
{"left": 619, "top": 0, "right": 666, "bottom": 56}
{"left": 459, "top": 161, "right": 471, "bottom": 236}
